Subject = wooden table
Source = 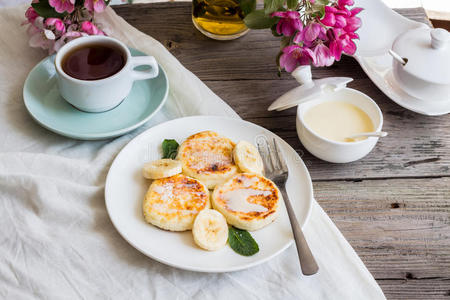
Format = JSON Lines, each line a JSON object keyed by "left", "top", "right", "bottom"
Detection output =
{"left": 114, "top": 3, "right": 450, "bottom": 299}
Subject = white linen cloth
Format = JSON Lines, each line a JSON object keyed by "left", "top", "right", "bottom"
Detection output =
{"left": 0, "top": 4, "right": 385, "bottom": 299}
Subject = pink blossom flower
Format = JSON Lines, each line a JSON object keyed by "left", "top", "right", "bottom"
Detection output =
{"left": 84, "top": 0, "right": 107, "bottom": 13}
{"left": 49, "top": 0, "right": 75, "bottom": 13}
{"left": 271, "top": 11, "right": 303, "bottom": 36}
{"left": 280, "top": 45, "right": 315, "bottom": 72}
{"left": 27, "top": 17, "right": 56, "bottom": 54}
{"left": 312, "top": 43, "right": 334, "bottom": 67}
{"left": 293, "top": 23, "right": 327, "bottom": 48}
{"left": 45, "top": 18, "right": 66, "bottom": 35}
{"left": 80, "top": 21, "right": 105, "bottom": 35}
{"left": 24, "top": 7, "right": 38, "bottom": 25}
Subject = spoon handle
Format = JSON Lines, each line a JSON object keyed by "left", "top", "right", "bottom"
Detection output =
{"left": 388, "top": 50, "right": 407, "bottom": 65}
{"left": 347, "top": 131, "right": 388, "bottom": 139}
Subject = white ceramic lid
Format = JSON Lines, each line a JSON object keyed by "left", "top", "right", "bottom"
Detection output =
{"left": 268, "top": 66, "right": 353, "bottom": 111}
{"left": 392, "top": 27, "right": 450, "bottom": 85}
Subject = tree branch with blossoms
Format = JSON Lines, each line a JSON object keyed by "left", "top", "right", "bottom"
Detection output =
{"left": 23, "top": 0, "right": 110, "bottom": 54}
{"left": 243, "top": 0, "right": 363, "bottom": 74}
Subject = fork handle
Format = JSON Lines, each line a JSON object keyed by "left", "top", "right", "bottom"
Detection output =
{"left": 280, "top": 188, "right": 319, "bottom": 276}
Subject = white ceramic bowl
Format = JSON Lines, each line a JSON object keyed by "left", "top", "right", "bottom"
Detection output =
{"left": 296, "top": 88, "right": 383, "bottom": 163}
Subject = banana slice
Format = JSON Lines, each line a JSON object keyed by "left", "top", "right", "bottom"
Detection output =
{"left": 142, "top": 159, "right": 182, "bottom": 179}
{"left": 233, "top": 141, "right": 264, "bottom": 175}
{"left": 192, "top": 209, "right": 228, "bottom": 251}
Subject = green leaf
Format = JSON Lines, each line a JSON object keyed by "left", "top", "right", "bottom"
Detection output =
{"left": 162, "top": 139, "right": 179, "bottom": 159}
{"left": 287, "top": 0, "right": 298, "bottom": 10}
{"left": 228, "top": 226, "right": 259, "bottom": 256}
{"left": 315, "top": 0, "right": 329, "bottom": 5}
{"left": 312, "top": 3, "right": 326, "bottom": 18}
{"left": 264, "top": 0, "right": 284, "bottom": 15}
{"left": 244, "top": 10, "right": 278, "bottom": 29}
{"left": 32, "top": 0, "right": 66, "bottom": 19}
{"left": 238, "top": 0, "right": 256, "bottom": 16}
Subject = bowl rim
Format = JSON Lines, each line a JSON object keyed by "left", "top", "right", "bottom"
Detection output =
{"left": 296, "top": 87, "right": 384, "bottom": 146}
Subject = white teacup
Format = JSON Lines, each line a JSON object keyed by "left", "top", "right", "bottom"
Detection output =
{"left": 55, "top": 35, "right": 159, "bottom": 113}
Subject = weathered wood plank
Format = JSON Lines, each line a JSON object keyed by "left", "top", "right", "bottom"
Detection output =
{"left": 112, "top": 4, "right": 431, "bottom": 81}
{"left": 204, "top": 79, "right": 450, "bottom": 180}
{"left": 377, "top": 278, "right": 450, "bottom": 300}
{"left": 314, "top": 177, "right": 450, "bottom": 298}
{"left": 113, "top": 3, "right": 450, "bottom": 181}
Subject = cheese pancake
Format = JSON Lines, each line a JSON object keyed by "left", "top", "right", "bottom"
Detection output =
{"left": 212, "top": 173, "right": 280, "bottom": 231}
{"left": 177, "top": 131, "right": 239, "bottom": 189}
{"left": 143, "top": 174, "right": 210, "bottom": 231}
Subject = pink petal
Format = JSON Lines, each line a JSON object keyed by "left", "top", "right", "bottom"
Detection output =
{"left": 313, "top": 44, "right": 334, "bottom": 67}
{"left": 321, "top": 12, "right": 335, "bottom": 26}
{"left": 343, "top": 16, "right": 361, "bottom": 32}
{"left": 280, "top": 52, "right": 298, "bottom": 72}
{"left": 93, "top": 0, "right": 107, "bottom": 13}
{"left": 301, "top": 47, "right": 315, "bottom": 65}
{"left": 271, "top": 11, "right": 287, "bottom": 18}
{"left": 350, "top": 7, "right": 363, "bottom": 16}
{"left": 325, "top": 6, "right": 338, "bottom": 13}
{"left": 329, "top": 39, "right": 343, "bottom": 60}
{"left": 347, "top": 32, "right": 359, "bottom": 39}
{"left": 334, "top": 15, "right": 347, "bottom": 28}
{"left": 285, "top": 11, "right": 300, "bottom": 19}
{"left": 304, "top": 23, "right": 321, "bottom": 42}
{"left": 338, "top": 0, "right": 354, "bottom": 8}
{"left": 341, "top": 37, "right": 357, "bottom": 55}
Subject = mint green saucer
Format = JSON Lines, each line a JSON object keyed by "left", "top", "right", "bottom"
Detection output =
{"left": 23, "top": 48, "right": 168, "bottom": 140}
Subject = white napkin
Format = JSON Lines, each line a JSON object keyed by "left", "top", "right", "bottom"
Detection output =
{"left": 0, "top": 5, "right": 385, "bottom": 299}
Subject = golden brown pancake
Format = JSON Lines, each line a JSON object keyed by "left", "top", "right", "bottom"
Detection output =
{"left": 177, "top": 131, "right": 239, "bottom": 189}
{"left": 143, "top": 174, "right": 210, "bottom": 231}
{"left": 211, "top": 173, "right": 280, "bottom": 231}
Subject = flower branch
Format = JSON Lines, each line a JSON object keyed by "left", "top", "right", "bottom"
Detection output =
{"left": 243, "top": 0, "right": 363, "bottom": 73}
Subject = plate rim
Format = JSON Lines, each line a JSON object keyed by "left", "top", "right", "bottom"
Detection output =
{"left": 354, "top": 55, "right": 450, "bottom": 116}
{"left": 22, "top": 49, "right": 169, "bottom": 140}
{"left": 104, "top": 115, "right": 314, "bottom": 273}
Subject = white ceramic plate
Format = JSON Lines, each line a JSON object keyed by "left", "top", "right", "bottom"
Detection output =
{"left": 353, "top": 0, "right": 450, "bottom": 116}
{"left": 105, "top": 116, "right": 313, "bottom": 272}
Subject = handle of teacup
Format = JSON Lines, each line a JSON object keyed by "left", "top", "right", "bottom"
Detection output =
{"left": 130, "top": 56, "right": 159, "bottom": 80}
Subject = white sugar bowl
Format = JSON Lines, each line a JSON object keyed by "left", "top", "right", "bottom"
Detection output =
{"left": 389, "top": 27, "right": 450, "bottom": 102}
{"left": 269, "top": 66, "right": 384, "bottom": 163}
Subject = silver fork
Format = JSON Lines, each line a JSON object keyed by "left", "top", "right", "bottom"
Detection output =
{"left": 257, "top": 137, "right": 319, "bottom": 276}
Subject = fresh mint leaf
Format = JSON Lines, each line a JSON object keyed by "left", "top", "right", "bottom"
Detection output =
{"left": 32, "top": 0, "right": 66, "bottom": 19}
{"left": 244, "top": 10, "right": 278, "bottom": 29}
{"left": 228, "top": 226, "right": 259, "bottom": 256}
{"left": 162, "top": 139, "right": 179, "bottom": 159}
{"left": 287, "top": 0, "right": 298, "bottom": 9}
{"left": 264, "top": 0, "right": 284, "bottom": 15}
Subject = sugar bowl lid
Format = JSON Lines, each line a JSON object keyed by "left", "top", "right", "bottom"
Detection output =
{"left": 392, "top": 27, "right": 450, "bottom": 85}
{"left": 268, "top": 66, "right": 353, "bottom": 111}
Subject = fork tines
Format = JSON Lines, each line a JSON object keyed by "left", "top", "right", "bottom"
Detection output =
{"left": 256, "top": 136, "right": 289, "bottom": 182}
